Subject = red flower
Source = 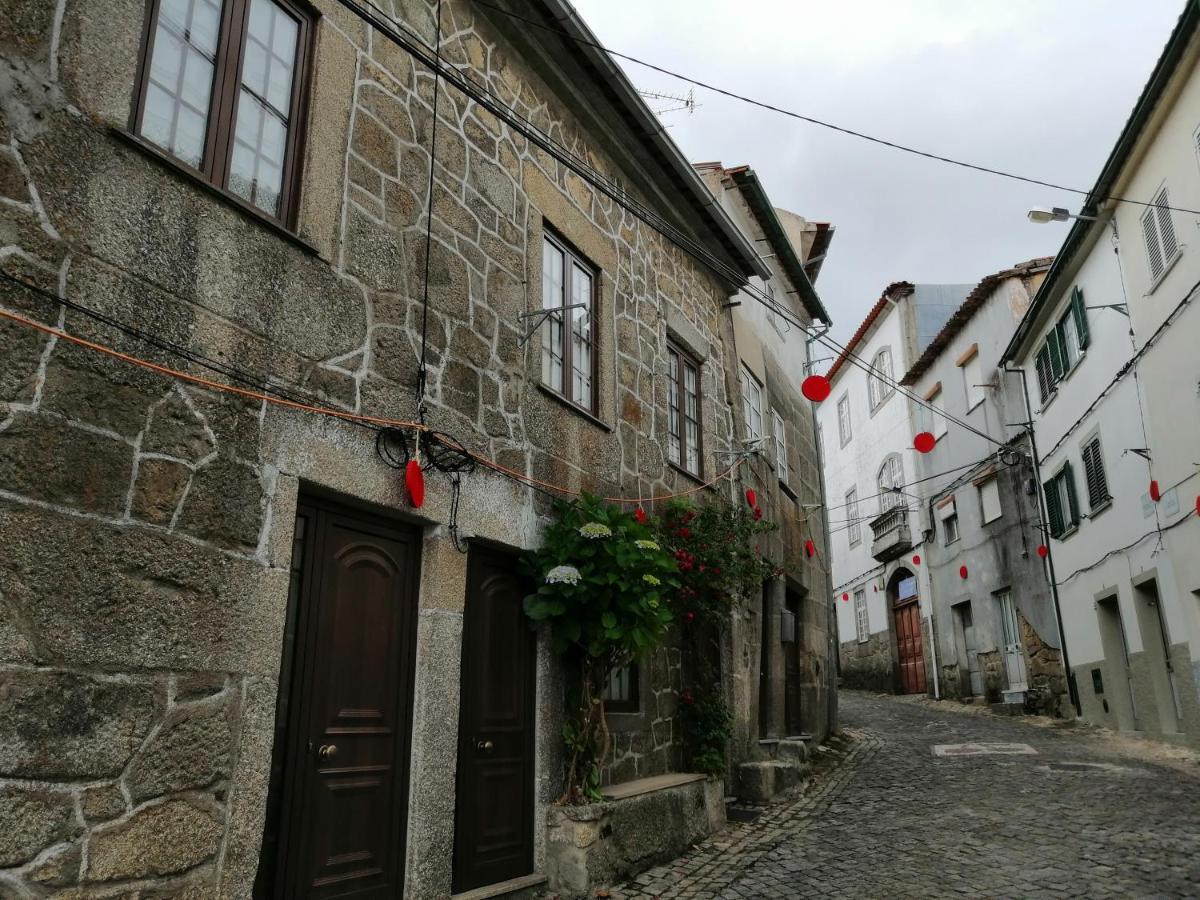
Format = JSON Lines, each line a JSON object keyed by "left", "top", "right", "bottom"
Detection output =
{"left": 684, "top": 611, "right": 695, "bottom": 623}
{"left": 634, "top": 507, "right": 647, "bottom": 523}
{"left": 681, "top": 690, "right": 695, "bottom": 705}
{"left": 712, "top": 567, "right": 721, "bottom": 575}
{"left": 679, "top": 527, "right": 691, "bottom": 539}
{"left": 752, "top": 507, "right": 763, "bottom": 521}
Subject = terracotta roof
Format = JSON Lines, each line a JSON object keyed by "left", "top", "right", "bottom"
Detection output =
{"left": 825, "top": 282, "right": 914, "bottom": 381}
{"left": 899, "top": 258, "right": 1054, "bottom": 386}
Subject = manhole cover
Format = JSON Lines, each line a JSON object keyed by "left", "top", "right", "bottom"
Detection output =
{"left": 932, "top": 742, "right": 1038, "bottom": 757}
{"left": 1037, "top": 760, "right": 1144, "bottom": 776}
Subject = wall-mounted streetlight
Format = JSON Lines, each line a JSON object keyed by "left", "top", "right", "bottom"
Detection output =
{"left": 1026, "top": 206, "right": 1098, "bottom": 224}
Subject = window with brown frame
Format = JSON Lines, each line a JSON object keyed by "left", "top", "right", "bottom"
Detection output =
{"left": 667, "top": 341, "right": 702, "bottom": 477}
{"left": 132, "top": 0, "right": 313, "bottom": 226}
{"left": 541, "top": 230, "right": 598, "bottom": 414}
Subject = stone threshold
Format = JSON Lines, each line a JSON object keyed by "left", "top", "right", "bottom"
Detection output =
{"left": 451, "top": 872, "right": 548, "bottom": 900}
{"left": 600, "top": 772, "right": 707, "bottom": 801}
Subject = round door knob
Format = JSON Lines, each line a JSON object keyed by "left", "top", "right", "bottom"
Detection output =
{"left": 318, "top": 744, "right": 338, "bottom": 760}
{"left": 476, "top": 740, "right": 494, "bottom": 753}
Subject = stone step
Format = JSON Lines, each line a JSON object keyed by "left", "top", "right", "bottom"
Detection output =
{"left": 736, "top": 759, "right": 810, "bottom": 804}
{"left": 450, "top": 873, "right": 548, "bottom": 900}
{"left": 777, "top": 738, "right": 810, "bottom": 763}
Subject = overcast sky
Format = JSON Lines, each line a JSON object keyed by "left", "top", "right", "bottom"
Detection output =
{"left": 569, "top": 0, "right": 1184, "bottom": 344}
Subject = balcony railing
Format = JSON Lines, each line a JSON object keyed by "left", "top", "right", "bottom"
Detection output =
{"left": 869, "top": 505, "right": 913, "bottom": 562}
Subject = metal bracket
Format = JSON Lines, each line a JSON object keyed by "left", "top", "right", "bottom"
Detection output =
{"left": 517, "top": 303, "right": 586, "bottom": 347}
{"left": 1086, "top": 303, "right": 1129, "bottom": 317}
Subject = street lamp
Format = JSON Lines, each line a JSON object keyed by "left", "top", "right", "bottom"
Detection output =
{"left": 1027, "top": 206, "right": 1098, "bottom": 224}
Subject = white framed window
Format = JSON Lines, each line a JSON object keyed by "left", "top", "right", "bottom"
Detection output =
{"left": 741, "top": 365, "right": 763, "bottom": 442}
{"left": 868, "top": 347, "right": 893, "bottom": 411}
{"left": 962, "top": 352, "right": 985, "bottom": 410}
{"left": 853, "top": 589, "right": 869, "bottom": 643}
{"left": 541, "top": 231, "right": 596, "bottom": 412}
{"left": 944, "top": 512, "right": 960, "bottom": 544}
{"left": 772, "top": 409, "right": 788, "bottom": 484}
{"left": 1044, "top": 463, "right": 1080, "bottom": 539}
{"left": 979, "top": 478, "right": 1002, "bottom": 524}
{"left": 1034, "top": 288, "right": 1089, "bottom": 402}
{"left": 846, "top": 487, "right": 861, "bottom": 547}
{"left": 837, "top": 393, "right": 852, "bottom": 447}
{"left": 1142, "top": 185, "right": 1180, "bottom": 284}
{"left": 930, "top": 386, "right": 948, "bottom": 439}
{"left": 877, "top": 454, "right": 904, "bottom": 512}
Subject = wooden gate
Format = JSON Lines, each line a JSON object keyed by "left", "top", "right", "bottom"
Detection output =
{"left": 893, "top": 599, "right": 926, "bottom": 695}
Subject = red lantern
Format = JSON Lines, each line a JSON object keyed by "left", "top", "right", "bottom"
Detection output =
{"left": 911, "top": 554, "right": 921, "bottom": 566}
{"left": 405, "top": 459, "right": 425, "bottom": 508}
{"left": 801, "top": 374, "right": 832, "bottom": 403}
{"left": 745, "top": 488, "right": 757, "bottom": 508}
{"left": 1196, "top": 495, "right": 1200, "bottom": 517}
{"left": 842, "top": 592, "right": 849, "bottom": 602}
{"left": 1037, "top": 544, "right": 1049, "bottom": 558}
{"left": 805, "top": 538, "right": 816, "bottom": 558}
{"left": 959, "top": 565, "right": 968, "bottom": 579}
{"left": 913, "top": 431, "right": 936, "bottom": 454}
{"left": 1149, "top": 479, "right": 1161, "bottom": 502}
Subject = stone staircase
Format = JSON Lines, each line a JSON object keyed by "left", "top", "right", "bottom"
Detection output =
{"left": 734, "top": 734, "right": 814, "bottom": 803}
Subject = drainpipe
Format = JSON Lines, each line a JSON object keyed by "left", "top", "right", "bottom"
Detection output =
{"left": 1004, "top": 365, "right": 1082, "bottom": 717}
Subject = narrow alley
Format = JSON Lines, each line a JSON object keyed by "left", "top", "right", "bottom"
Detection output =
{"left": 608, "top": 692, "right": 1200, "bottom": 899}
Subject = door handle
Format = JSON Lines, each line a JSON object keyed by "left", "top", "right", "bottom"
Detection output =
{"left": 317, "top": 744, "right": 338, "bottom": 761}
{"left": 475, "top": 739, "right": 494, "bottom": 753}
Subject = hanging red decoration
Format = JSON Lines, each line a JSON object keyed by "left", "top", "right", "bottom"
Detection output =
{"left": 634, "top": 507, "right": 647, "bottom": 524}
{"left": 1196, "top": 495, "right": 1200, "bottom": 516}
{"left": 805, "top": 538, "right": 816, "bottom": 557}
{"left": 752, "top": 506, "right": 764, "bottom": 521}
{"left": 745, "top": 488, "right": 757, "bottom": 508}
{"left": 911, "top": 554, "right": 921, "bottom": 566}
{"left": 913, "top": 431, "right": 937, "bottom": 454}
{"left": 873, "top": 585, "right": 878, "bottom": 592}
{"left": 842, "top": 592, "right": 849, "bottom": 602}
{"left": 405, "top": 459, "right": 425, "bottom": 508}
{"left": 1149, "top": 479, "right": 1161, "bottom": 502}
{"left": 959, "top": 565, "right": 968, "bottom": 579}
{"left": 801, "top": 374, "right": 832, "bottom": 402}
{"left": 1037, "top": 544, "right": 1049, "bottom": 558}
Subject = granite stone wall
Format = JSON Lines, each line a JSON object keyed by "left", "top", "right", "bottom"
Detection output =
{"left": 838, "top": 632, "right": 894, "bottom": 692}
{"left": 0, "top": 0, "right": 753, "bottom": 895}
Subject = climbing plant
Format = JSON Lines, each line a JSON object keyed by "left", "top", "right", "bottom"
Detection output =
{"left": 523, "top": 495, "right": 679, "bottom": 803}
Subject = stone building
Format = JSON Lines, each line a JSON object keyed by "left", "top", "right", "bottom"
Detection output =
{"left": 695, "top": 162, "right": 837, "bottom": 801}
{"left": 819, "top": 282, "right": 968, "bottom": 694}
{"left": 0, "top": 1, "right": 834, "bottom": 898}
{"left": 898, "top": 258, "right": 1068, "bottom": 714}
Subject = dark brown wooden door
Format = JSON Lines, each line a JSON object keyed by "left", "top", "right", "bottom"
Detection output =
{"left": 784, "top": 592, "right": 802, "bottom": 735}
{"left": 264, "top": 498, "right": 419, "bottom": 898}
{"left": 893, "top": 600, "right": 927, "bottom": 695}
{"left": 452, "top": 547, "right": 535, "bottom": 894}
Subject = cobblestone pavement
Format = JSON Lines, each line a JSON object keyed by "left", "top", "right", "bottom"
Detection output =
{"left": 607, "top": 691, "right": 1200, "bottom": 899}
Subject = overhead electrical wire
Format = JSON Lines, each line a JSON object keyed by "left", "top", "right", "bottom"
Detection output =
{"left": 468, "top": 0, "right": 1200, "bottom": 217}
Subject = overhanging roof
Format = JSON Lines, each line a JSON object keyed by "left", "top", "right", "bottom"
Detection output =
{"left": 723, "top": 166, "right": 831, "bottom": 324}
{"left": 901, "top": 257, "right": 1053, "bottom": 386}
{"left": 486, "top": 0, "right": 771, "bottom": 285}
{"left": 1001, "top": 0, "right": 1200, "bottom": 364}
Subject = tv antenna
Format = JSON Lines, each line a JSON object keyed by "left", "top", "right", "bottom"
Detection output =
{"left": 637, "top": 88, "right": 699, "bottom": 120}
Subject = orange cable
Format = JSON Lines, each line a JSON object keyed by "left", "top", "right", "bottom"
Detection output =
{"left": 0, "top": 307, "right": 743, "bottom": 504}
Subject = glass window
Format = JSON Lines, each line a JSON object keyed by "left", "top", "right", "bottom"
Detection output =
{"left": 136, "top": 0, "right": 311, "bottom": 224}
{"left": 837, "top": 394, "right": 851, "bottom": 446}
{"left": 877, "top": 455, "right": 904, "bottom": 512}
{"left": 854, "top": 590, "right": 868, "bottom": 643}
{"left": 846, "top": 488, "right": 861, "bottom": 546}
{"left": 541, "top": 232, "right": 596, "bottom": 413}
{"left": 668, "top": 343, "right": 702, "bottom": 477}
{"left": 772, "top": 410, "right": 788, "bottom": 484}
{"left": 944, "top": 512, "right": 959, "bottom": 544}
{"left": 963, "top": 353, "right": 985, "bottom": 409}
{"left": 742, "top": 366, "right": 763, "bottom": 441}
{"left": 603, "top": 664, "right": 639, "bottom": 713}
{"left": 979, "top": 478, "right": 1002, "bottom": 523}
{"left": 868, "top": 348, "right": 893, "bottom": 411}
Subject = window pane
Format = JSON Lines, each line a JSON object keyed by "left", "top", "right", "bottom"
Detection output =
{"left": 141, "top": 0, "right": 221, "bottom": 169}
{"left": 667, "top": 349, "right": 681, "bottom": 465}
{"left": 571, "top": 264, "right": 592, "bottom": 408}
{"left": 541, "top": 240, "right": 564, "bottom": 391}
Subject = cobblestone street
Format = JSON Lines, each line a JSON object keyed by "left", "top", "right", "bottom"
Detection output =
{"left": 607, "top": 691, "right": 1200, "bottom": 899}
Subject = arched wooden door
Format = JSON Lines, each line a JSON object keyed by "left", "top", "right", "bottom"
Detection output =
{"left": 890, "top": 571, "right": 926, "bottom": 695}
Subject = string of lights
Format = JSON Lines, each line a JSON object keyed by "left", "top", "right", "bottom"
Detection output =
{"left": 468, "top": 0, "right": 1200, "bottom": 218}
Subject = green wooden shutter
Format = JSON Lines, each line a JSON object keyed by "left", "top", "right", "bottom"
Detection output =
{"left": 1046, "top": 327, "right": 1066, "bottom": 380}
{"left": 1062, "top": 462, "right": 1080, "bottom": 527}
{"left": 1044, "top": 476, "right": 1063, "bottom": 538}
{"left": 1071, "top": 287, "right": 1090, "bottom": 350}
{"left": 1035, "top": 345, "right": 1053, "bottom": 403}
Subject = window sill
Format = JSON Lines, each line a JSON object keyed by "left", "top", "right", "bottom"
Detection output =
{"left": 1055, "top": 524, "right": 1079, "bottom": 541}
{"left": 780, "top": 480, "right": 798, "bottom": 501}
{"left": 112, "top": 128, "right": 322, "bottom": 259}
{"left": 867, "top": 391, "right": 894, "bottom": 419}
{"left": 605, "top": 707, "right": 641, "bottom": 718}
{"left": 1146, "top": 247, "right": 1183, "bottom": 295}
{"left": 536, "top": 382, "right": 612, "bottom": 432}
{"left": 669, "top": 461, "right": 706, "bottom": 486}
{"left": 1087, "top": 498, "right": 1112, "bottom": 519}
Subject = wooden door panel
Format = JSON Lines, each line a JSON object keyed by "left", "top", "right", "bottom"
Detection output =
{"left": 453, "top": 548, "right": 535, "bottom": 893}
{"left": 263, "top": 500, "right": 418, "bottom": 900}
{"left": 893, "top": 602, "right": 926, "bottom": 695}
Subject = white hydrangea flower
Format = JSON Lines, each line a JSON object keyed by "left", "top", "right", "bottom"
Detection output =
{"left": 635, "top": 539, "right": 660, "bottom": 551}
{"left": 545, "top": 565, "right": 582, "bottom": 585}
{"left": 578, "top": 522, "right": 613, "bottom": 539}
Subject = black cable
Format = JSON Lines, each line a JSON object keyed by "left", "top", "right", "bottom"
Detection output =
{"left": 471, "top": 0, "right": 1200, "bottom": 218}
{"left": 415, "top": 0, "right": 444, "bottom": 417}
{"left": 1054, "top": 507, "right": 1196, "bottom": 585}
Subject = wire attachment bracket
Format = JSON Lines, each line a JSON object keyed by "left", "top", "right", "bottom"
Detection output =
{"left": 517, "top": 303, "right": 587, "bottom": 346}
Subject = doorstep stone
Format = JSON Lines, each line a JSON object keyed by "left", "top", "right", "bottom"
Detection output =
{"left": 451, "top": 872, "right": 548, "bottom": 900}
{"left": 545, "top": 775, "right": 723, "bottom": 898}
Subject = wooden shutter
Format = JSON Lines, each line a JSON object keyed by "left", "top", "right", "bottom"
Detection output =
{"left": 1155, "top": 189, "right": 1179, "bottom": 262}
{"left": 1143, "top": 204, "right": 1164, "bottom": 281}
{"left": 1082, "top": 438, "right": 1109, "bottom": 508}
{"left": 1044, "top": 476, "right": 1063, "bottom": 538}
{"left": 1071, "top": 287, "right": 1090, "bottom": 350}
{"left": 1035, "top": 345, "right": 1053, "bottom": 403}
{"left": 1062, "top": 462, "right": 1080, "bottom": 527}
